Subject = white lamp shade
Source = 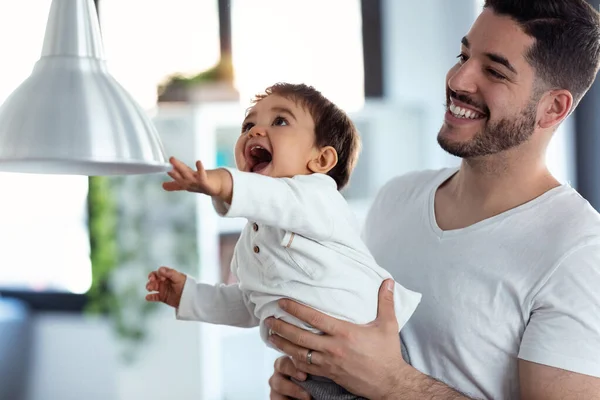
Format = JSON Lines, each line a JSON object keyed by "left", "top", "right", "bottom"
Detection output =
{"left": 0, "top": 0, "right": 170, "bottom": 175}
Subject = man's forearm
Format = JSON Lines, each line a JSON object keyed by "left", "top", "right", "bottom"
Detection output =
{"left": 384, "top": 365, "right": 477, "bottom": 400}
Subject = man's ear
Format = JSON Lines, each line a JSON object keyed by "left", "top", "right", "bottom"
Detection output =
{"left": 538, "top": 89, "right": 572, "bottom": 129}
{"left": 308, "top": 146, "right": 338, "bottom": 174}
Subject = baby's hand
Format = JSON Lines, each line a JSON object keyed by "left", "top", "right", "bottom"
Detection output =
{"left": 163, "top": 157, "right": 232, "bottom": 200}
{"left": 145, "top": 266, "right": 187, "bottom": 309}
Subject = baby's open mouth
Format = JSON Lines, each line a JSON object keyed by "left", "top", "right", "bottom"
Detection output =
{"left": 247, "top": 145, "right": 272, "bottom": 173}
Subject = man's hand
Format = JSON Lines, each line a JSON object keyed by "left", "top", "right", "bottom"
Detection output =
{"left": 268, "top": 356, "right": 310, "bottom": 400}
{"left": 145, "top": 266, "right": 187, "bottom": 308}
{"left": 267, "top": 279, "right": 474, "bottom": 399}
{"left": 266, "top": 279, "right": 407, "bottom": 399}
{"left": 163, "top": 156, "right": 233, "bottom": 203}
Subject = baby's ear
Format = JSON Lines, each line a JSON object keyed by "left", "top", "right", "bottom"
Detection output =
{"left": 308, "top": 146, "right": 338, "bottom": 174}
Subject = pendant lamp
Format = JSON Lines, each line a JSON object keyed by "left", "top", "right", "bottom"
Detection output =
{"left": 0, "top": 0, "right": 170, "bottom": 175}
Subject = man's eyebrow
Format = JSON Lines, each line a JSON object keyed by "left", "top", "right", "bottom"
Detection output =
{"left": 485, "top": 53, "right": 517, "bottom": 74}
{"left": 461, "top": 36, "right": 470, "bottom": 48}
{"left": 461, "top": 36, "right": 518, "bottom": 75}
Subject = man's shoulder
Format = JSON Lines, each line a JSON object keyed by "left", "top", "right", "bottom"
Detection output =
{"left": 519, "top": 185, "right": 600, "bottom": 262}
{"left": 546, "top": 185, "right": 600, "bottom": 238}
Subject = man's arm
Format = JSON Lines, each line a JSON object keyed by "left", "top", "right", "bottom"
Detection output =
{"left": 266, "top": 278, "right": 600, "bottom": 400}
{"left": 383, "top": 366, "right": 475, "bottom": 399}
{"left": 519, "top": 360, "right": 600, "bottom": 400}
{"left": 176, "top": 276, "right": 259, "bottom": 328}
{"left": 390, "top": 242, "right": 600, "bottom": 400}
{"left": 264, "top": 280, "right": 470, "bottom": 399}
{"left": 371, "top": 358, "right": 600, "bottom": 400}
{"left": 515, "top": 243, "right": 600, "bottom": 399}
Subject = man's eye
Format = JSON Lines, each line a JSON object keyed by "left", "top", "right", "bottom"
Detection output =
{"left": 487, "top": 69, "right": 507, "bottom": 80}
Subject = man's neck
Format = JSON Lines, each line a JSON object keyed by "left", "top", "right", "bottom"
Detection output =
{"left": 445, "top": 151, "right": 560, "bottom": 217}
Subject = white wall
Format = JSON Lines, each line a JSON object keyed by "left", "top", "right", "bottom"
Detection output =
{"left": 382, "top": 0, "right": 479, "bottom": 170}
{"left": 27, "top": 309, "right": 203, "bottom": 400}
{"left": 27, "top": 314, "right": 118, "bottom": 400}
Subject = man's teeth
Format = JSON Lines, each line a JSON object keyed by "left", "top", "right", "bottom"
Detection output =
{"left": 449, "top": 103, "right": 483, "bottom": 119}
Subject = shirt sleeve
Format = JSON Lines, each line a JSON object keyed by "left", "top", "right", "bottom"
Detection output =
{"left": 175, "top": 276, "right": 260, "bottom": 328}
{"left": 212, "top": 168, "right": 338, "bottom": 241}
{"left": 518, "top": 243, "right": 600, "bottom": 377}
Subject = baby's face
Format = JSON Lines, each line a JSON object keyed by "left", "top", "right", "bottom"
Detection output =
{"left": 234, "top": 94, "right": 319, "bottom": 178}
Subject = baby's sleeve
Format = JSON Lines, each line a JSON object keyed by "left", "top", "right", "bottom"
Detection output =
{"left": 212, "top": 169, "right": 338, "bottom": 241}
{"left": 176, "top": 275, "right": 260, "bottom": 328}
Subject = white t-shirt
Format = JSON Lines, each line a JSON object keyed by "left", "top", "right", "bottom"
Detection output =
{"left": 362, "top": 168, "right": 600, "bottom": 400}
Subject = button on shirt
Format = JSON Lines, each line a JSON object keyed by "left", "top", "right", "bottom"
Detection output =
{"left": 176, "top": 169, "right": 422, "bottom": 349}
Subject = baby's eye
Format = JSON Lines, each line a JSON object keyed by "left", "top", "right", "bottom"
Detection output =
{"left": 273, "top": 116, "right": 288, "bottom": 126}
{"left": 241, "top": 122, "right": 254, "bottom": 134}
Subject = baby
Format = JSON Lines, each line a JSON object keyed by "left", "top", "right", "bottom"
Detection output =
{"left": 146, "top": 83, "right": 421, "bottom": 399}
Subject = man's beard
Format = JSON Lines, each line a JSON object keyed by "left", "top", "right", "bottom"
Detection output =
{"left": 437, "top": 93, "right": 538, "bottom": 159}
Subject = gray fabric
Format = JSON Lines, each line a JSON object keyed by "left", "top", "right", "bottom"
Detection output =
{"left": 291, "top": 375, "right": 367, "bottom": 400}
{"left": 401, "top": 333, "right": 411, "bottom": 364}
{"left": 291, "top": 334, "right": 410, "bottom": 399}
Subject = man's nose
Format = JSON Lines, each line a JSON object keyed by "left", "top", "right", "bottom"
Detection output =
{"left": 447, "top": 62, "right": 478, "bottom": 95}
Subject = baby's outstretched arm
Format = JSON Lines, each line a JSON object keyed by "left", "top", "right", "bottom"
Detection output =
{"left": 213, "top": 170, "right": 341, "bottom": 242}
{"left": 163, "top": 156, "right": 233, "bottom": 203}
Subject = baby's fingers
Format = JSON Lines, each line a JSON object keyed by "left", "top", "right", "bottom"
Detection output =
{"left": 162, "top": 181, "right": 184, "bottom": 191}
{"left": 145, "top": 293, "right": 162, "bottom": 302}
{"left": 146, "top": 271, "right": 163, "bottom": 292}
{"left": 146, "top": 280, "right": 159, "bottom": 292}
{"left": 148, "top": 271, "right": 160, "bottom": 280}
{"left": 167, "top": 169, "right": 184, "bottom": 183}
{"left": 195, "top": 160, "right": 206, "bottom": 175}
{"left": 170, "top": 157, "right": 196, "bottom": 181}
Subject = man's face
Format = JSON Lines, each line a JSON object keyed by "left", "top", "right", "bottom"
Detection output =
{"left": 438, "top": 8, "right": 541, "bottom": 159}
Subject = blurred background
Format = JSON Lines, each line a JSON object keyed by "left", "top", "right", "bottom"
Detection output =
{"left": 0, "top": 0, "right": 597, "bottom": 399}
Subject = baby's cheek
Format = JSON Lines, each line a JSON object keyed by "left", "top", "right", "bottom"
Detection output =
{"left": 234, "top": 158, "right": 245, "bottom": 171}
{"left": 233, "top": 143, "right": 246, "bottom": 169}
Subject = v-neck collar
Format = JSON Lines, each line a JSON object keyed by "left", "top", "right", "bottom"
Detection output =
{"left": 427, "top": 168, "right": 570, "bottom": 240}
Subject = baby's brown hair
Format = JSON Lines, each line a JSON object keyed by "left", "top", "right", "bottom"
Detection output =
{"left": 252, "top": 83, "right": 361, "bottom": 190}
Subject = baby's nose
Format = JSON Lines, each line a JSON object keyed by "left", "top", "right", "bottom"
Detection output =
{"left": 248, "top": 126, "right": 267, "bottom": 137}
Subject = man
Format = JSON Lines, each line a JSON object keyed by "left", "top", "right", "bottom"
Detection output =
{"left": 266, "top": 1, "right": 600, "bottom": 399}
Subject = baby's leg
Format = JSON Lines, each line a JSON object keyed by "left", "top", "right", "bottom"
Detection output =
{"left": 291, "top": 375, "right": 368, "bottom": 400}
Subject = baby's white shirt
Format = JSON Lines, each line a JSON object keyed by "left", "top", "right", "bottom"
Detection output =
{"left": 176, "top": 169, "right": 422, "bottom": 348}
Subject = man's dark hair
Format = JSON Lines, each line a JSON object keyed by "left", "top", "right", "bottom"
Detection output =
{"left": 253, "top": 83, "right": 361, "bottom": 190}
{"left": 484, "top": 0, "right": 600, "bottom": 109}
